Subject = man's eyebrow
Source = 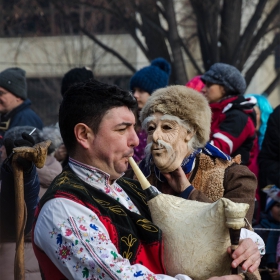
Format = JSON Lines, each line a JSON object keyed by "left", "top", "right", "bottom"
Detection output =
{"left": 115, "top": 122, "right": 134, "bottom": 127}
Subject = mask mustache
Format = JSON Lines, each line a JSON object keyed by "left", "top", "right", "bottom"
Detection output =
{"left": 144, "top": 140, "right": 174, "bottom": 165}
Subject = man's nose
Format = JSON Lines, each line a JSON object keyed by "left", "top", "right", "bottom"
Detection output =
{"left": 129, "top": 128, "right": 139, "bottom": 147}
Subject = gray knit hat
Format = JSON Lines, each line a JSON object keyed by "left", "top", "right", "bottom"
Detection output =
{"left": 201, "top": 63, "right": 246, "bottom": 95}
{"left": 0, "top": 67, "right": 27, "bottom": 99}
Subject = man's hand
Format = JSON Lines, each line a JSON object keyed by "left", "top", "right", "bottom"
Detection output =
{"left": 228, "top": 238, "right": 261, "bottom": 273}
{"left": 4, "top": 132, "right": 35, "bottom": 172}
{"left": 161, "top": 166, "right": 191, "bottom": 193}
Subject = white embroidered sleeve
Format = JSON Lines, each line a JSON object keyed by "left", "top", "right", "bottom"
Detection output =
{"left": 240, "top": 228, "right": 265, "bottom": 255}
{"left": 34, "top": 198, "right": 191, "bottom": 280}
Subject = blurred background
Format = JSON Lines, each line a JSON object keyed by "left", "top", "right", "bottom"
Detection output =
{"left": 0, "top": 0, "right": 279, "bottom": 125}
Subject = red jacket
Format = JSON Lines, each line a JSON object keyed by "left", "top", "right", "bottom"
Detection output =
{"left": 210, "top": 96, "right": 256, "bottom": 165}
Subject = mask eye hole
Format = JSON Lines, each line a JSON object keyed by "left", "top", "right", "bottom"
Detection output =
{"left": 147, "top": 125, "right": 155, "bottom": 133}
{"left": 162, "top": 125, "right": 172, "bottom": 131}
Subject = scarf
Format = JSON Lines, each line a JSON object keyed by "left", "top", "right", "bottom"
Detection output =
{"left": 139, "top": 142, "right": 231, "bottom": 182}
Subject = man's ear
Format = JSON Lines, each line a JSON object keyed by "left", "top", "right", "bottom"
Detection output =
{"left": 74, "top": 123, "right": 94, "bottom": 149}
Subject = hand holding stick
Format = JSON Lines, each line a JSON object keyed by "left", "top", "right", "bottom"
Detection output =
{"left": 12, "top": 140, "right": 51, "bottom": 280}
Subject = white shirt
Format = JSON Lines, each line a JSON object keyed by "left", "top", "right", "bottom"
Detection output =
{"left": 34, "top": 158, "right": 264, "bottom": 280}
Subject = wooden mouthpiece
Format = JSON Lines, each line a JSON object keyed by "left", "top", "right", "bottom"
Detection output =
{"left": 128, "top": 157, "right": 150, "bottom": 190}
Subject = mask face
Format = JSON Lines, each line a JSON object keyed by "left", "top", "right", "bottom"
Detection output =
{"left": 145, "top": 112, "right": 193, "bottom": 173}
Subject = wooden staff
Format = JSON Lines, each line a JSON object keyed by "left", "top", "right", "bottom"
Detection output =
{"left": 12, "top": 140, "right": 51, "bottom": 280}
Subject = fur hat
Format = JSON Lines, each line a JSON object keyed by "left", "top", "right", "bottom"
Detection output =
{"left": 201, "top": 63, "right": 246, "bottom": 95}
{"left": 130, "top": 58, "right": 171, "bottom": 95}
{"left": 61, "top": 67, "right": 94, "bottom": 96}
{"left": 140, "top": 85, "right": 211, "bottom": 147}
{"left": 0, "top": 67, "right": 27, "bottom": 99}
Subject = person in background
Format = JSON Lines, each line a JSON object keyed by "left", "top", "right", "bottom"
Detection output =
{"left": 0, "top": 67, "right": 43, "bottom": 139}
{"left": 0, "top": 132, "right": 40, "bottom": 280}
{"left": 244, "top": 94, "right": 273, "bottom": 223}
{"left": 185, "top": 75, "right": 205, "bottom": 93}
{"left": 54, "top": 67, "right": 95, "bottom": 167}
{"left": 258, "top": 105, "right": 280, "bottom": 211}
{"left": 254, "top": 185, "right": 280, "bottom": 280}
{"left": 37, "top": 125, "right": 63, "bottom": 197}
{"left": 200, "top": 63, "right": 256, "bottom": 165}
{"left": 130, "top": 58, "right": 171, "bottom": 163}
{"left": 33, "top": 80, "right": 261, "bottom": 280}
{"left": 60, "top": 66, "right": 94, "bottom": 97}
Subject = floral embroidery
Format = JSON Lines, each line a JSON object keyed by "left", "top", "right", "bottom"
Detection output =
{"left": 42, "top": 159, "right": 164, "bottom": 280}
{"left": 98, "top": 233, "right": 107, "bottom": 241}
{"left": 69, "top": 160, "right": 141, "bottom": 215}
{"left": 146, "top": 274, "right": 157, "bottom": 280}
{"left": 73, "top": 262, "right": 81, "bottom": 271}
{"left": 49, "top": 228, "right": 57, "bottom": 238}
{"left": 56, "top": 243, "right": 72, "bottom": 262}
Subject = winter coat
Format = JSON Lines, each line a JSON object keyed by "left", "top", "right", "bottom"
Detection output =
{"left": 258, "top": 105, "right": 280, "bottom": 190}
{"left": 0, "top": 162, "right": 40, "bottom": 280}
{"left": 37, "top": 155, "right": 62, "bottom": 198}
{"left": 0, "top": 99, "right": 43, "bottom": 138}
{"left": 210, "top": 95, "right": 256, "bottom": 165}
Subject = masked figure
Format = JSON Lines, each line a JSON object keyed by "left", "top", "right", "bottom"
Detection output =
{"left": 139, "top": 85, "right": 257, "bottom": 223}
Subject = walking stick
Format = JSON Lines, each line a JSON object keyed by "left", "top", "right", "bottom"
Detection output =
{"left": 12, "top": 140, "right": 51, "bottom": 280}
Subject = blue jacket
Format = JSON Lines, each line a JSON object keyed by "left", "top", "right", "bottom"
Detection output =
{"left": 0, "top": 161, "right": 40, "bottom": 241}
{"left": 0, "top": 99, "right": 43, "bottom": 138}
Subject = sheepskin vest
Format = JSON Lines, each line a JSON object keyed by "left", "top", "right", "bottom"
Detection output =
{"left": 148, "top": 153, "right": 241, "bottom": 202}
{"left": 189, "top": 153, "right": 241, "bottom": 201}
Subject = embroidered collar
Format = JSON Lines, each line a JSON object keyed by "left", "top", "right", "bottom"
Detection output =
{"left": 68, "top": 157, "right": 140, "bottom": 214}
{"left": 139, "top": 142, "right": 231, "bottom": 182}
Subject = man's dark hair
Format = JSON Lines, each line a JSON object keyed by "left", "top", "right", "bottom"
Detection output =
{"left": 59, "top": 79, "right": 137, "bottom": 153}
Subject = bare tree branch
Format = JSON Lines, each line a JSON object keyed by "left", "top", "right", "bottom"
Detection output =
{"left": 232, "top": 0, "right": 268, "bottom": 69}
{"left": 245, "top": 33, "right": 280, "bottom": 85}
{"left": 51, "top": 0, "right": 137, "bottom": 73}
{"left": 245, "top": 1, "right": 280, "bottom": 62}
{"left": 220, "top": 0, "right": 242, "bottom": 63}
{"left": 263, "top": 70, "right": 280, "bottom": 96}
{"left": 189, "top": 0, "right": 220, "bottom": 70}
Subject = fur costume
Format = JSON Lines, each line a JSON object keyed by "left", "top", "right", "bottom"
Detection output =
{"left": 190, "top": 153, "right": 241, "bottom": 201}
{"left": 140, "top": 85, "right": 211, "bottom": 148}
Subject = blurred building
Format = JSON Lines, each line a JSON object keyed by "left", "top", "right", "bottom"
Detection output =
{"left": 0, "top": 1, "right": 279, "bottom": 125}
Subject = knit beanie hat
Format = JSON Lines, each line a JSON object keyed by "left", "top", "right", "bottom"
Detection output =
{"left": 140, "top": 85, "right": 211, "bottom": 148}
{"left": 61, "top": 67, "right": 94, "bottom": 96}
{"left": 201, "top": 63, "right": 246, "bottom": 95}
{"left": 130, "top": 58, "right": 171, "bottom": 95}
{"left": 0, "top": 67, "right": 27, "bottom": 99}
{"left": 4, "top": 126, "right": 42, "bottom": 144}
{"left": 186, "top": 75, "right": 205, "bottom": 92}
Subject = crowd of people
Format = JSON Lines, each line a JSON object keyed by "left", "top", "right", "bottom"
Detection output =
{"left": 0, "top": 59, "right": 278, "bottom": 280}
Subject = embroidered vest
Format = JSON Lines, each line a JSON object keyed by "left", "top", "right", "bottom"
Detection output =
{"left": 32, "top": 166, "right": 166, "bottom": 279}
